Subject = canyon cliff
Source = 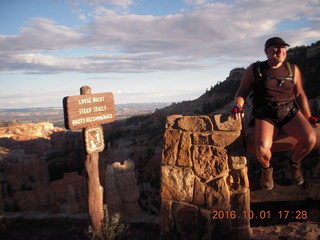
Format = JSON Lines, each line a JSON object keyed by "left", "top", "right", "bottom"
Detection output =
{"left": 0, "top": 122, "right": 143, "bottom": 219}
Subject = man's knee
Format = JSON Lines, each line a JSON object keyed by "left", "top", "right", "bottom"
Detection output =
{"left": 296, "top": 130, "right": 317, "bottom": 152}
{"left": 305, "top": 130, "right": 316, "bottom": 150}
{"left": 255, "top": 141, "right": 271, "bottom": 157}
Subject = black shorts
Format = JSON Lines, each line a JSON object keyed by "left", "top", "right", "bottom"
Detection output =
{"left": 252, "top": 101, "right": 298, "bottom": 128}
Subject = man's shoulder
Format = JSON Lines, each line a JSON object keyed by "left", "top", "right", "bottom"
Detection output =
{"left": 286, "top": 61, "right": 297, "bottom": 69}
{"left": 251, "top": 60, "right": 268, "bottom": 78}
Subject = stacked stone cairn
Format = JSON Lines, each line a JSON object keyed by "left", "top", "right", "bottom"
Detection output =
{"left": 160, "top": 114, "right": 251, "bottom": 240}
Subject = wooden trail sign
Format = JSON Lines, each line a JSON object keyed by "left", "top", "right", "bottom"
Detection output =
{"left": 63, "top": 86, "right": 115, "bottom": 236}
{"left": 63, "top": 90, "right": 115, "bottom": 130}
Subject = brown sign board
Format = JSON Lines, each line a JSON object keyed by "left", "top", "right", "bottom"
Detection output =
{"left": 63, "top": 92, "right": 115, "bottom": 130}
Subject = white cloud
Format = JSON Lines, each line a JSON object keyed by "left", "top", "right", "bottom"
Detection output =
{"left": 78, "top": 14, "right": 87, "bottom": 21}
{"left": 0, "top": 91, "right": 69, "bottom": 108}
{"left": 1, "top": 51, "right": 212, "bottom": 74}
{"left": 0, "top": 18, "right": 85, "bottom": 53}
{"left": 0, "top": 0, "right": 319, "bottom": 75}
{"left": 183, "top": 0, "right": 208, "bottom": 5}
{"left": 67, "top": 0, "right": 134, "bottom": 8}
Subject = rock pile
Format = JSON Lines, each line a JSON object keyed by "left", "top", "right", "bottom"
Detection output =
{"left": 160, "top": 114, "right": 250, "bottom": 239}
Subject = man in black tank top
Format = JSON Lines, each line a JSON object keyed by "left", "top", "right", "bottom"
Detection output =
{"left": 231, "top": 37, "right": 318, "bottom": 190}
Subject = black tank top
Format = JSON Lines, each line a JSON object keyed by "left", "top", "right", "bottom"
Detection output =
{"left": 253, "top": 61, "right": 295, "bottom": 104}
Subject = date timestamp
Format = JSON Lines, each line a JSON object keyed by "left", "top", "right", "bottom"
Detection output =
{"left": 212, "top": 210, "right": 308, "bottom": 220}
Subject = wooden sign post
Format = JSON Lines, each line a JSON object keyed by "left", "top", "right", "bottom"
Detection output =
{"left": 63, "top": 86, "right": 115, "bottom": 235}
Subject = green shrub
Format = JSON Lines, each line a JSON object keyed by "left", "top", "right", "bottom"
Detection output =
{"left": 87, "top": 205, "right": 130, "bottom": 240}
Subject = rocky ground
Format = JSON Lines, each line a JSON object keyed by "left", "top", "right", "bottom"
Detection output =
{"left": 251, "top": 221, "right": 320, "bottom": 240}
{"left": 0, "top": 214, "right": 160, "bottom": 240}
{"left": 0, "top": 212, "right": 319, "bottom": 240}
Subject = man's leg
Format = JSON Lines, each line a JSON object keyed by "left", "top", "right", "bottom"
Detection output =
{"left": 282, "top": 112, "right": 316, "bottom": 185}
{"left": 255, "top": 119, "right": 279, "bottom": 190}
{"left": 282, "top": 111, "right": 316, "bottom": 163}
{"left": 255, "top": 119, "right": 278, "bottom": 167}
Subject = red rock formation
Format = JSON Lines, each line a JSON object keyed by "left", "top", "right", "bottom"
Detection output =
{"left": 0, "top": 123, "right": 85, "bottom": 214}
{"left": 105, "top": 160, "right": 143, "bottom": 218}
{"left": 0, "top": 122, "right": 145, "bottom": 219}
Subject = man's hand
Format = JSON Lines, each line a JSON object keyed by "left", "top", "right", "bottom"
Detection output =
{"left": 231, "top": 104, "right": 244, "bottom": 120}
{"left": 309, "top": 116, "right": 319, "bottom": 128}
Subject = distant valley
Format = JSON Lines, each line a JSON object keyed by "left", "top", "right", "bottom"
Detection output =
{"left": 0, "top": 102, "right": 171, "bottom": 127}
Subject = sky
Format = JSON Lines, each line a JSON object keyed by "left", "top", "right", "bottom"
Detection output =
{"left": 0, "top": 0, "right": 319, "bottom": 109}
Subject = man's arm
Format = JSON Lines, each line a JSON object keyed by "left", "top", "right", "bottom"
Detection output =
{"left": 293, "top": 65, "right": 312, "bottom": 119}
{"left": 232, "top": 64, "right": 253, "bottom": 119}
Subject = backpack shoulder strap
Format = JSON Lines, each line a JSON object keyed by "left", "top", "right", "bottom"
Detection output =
{"left": 250, "top": 61, "right": 265, "bottom": 99}
{"left": 252, "top": 61, "right": 266, "bottom": 83}
{"left": 285, "top": 62, "right": 294, "bottom": 84}
{"left": 286, "top": 62, "right": 292, "bottom": 77}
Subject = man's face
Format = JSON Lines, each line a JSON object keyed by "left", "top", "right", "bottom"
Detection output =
{"left": 265, "top": 45, "right": 287, "bottom": 63}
